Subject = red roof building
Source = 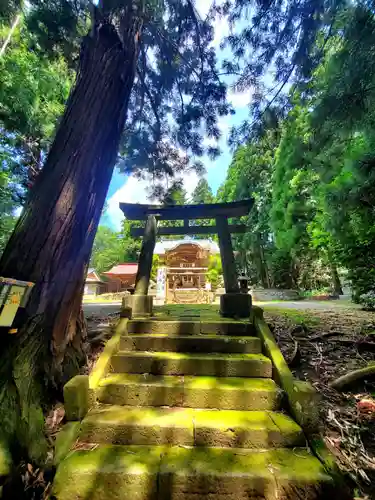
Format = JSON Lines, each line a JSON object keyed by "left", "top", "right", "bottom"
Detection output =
{"left": 84, "top": 269, "right": 105, "bottom": 296}
{"left": 102, "top": 263, "right": 138, "bottom": 293}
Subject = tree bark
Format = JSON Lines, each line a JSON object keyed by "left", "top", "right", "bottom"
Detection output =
{"left": 329, "top": 260, "right": 343, "bottom": 295}
{"left": 0, "top": 13, "right": 21, "bottom": 57}
{"left": 257, "top": 235, "right": 271, "bottom": 289}
{"left": 0, "top": 13, "right": 141, "bottom": 461}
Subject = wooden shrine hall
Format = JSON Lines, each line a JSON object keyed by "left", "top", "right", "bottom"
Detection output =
{"left": 119, "top": 199, "right": 254, "bottom": 318}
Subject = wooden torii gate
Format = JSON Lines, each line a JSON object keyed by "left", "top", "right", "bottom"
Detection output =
{"left": 119, "top": 199, "right": 254, "bottom": 318}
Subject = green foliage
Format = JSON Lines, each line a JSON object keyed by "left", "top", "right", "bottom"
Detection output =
{"left": 0, "top": 17, "right": 72, "bottom": 249}
{"left": 358, "top": 291, "right": 375, "bottom": 311}
{"left": 219, "top": 0, "right": 344, "bottom": 144}
{"left": 156, "top": 180, "right": 189, "bottom": 240}
{"left": 208, "top": 254, "right": 222, "bottom": 274}
{"left": 218, "top": 3, "right": 375, "bottom": 296}
{"left": 151, "top": 254, "right": 159, "bottom": 281}
{"left": 0, "top": 0, "right": 22, "bottom": 22}
{"left": 190, "top": 178, "right": 215, "bottom": 232}
{"left": 89, "top": 226, "right": 123, "bottom": 274}
{"left": 0, "top": 166, "right": 18, "bottom": 255}
{"left": 268, "top": 250, "right": 296, "bottom": 290}
{"left": 206, "top": 255, "right": 222, "bottom": 291}
{"left": 121, "top": 220, "right": 142, "bottom": 262}
{"left": 90, "top": 222, "right": 143, "bottom": 274}
{"left": 191, "top": 179, "right": 214, "bottom": 204}
{"left": 0, "top": 24, "right": 71, "bottom": 140}
{"left": 217, "top": 112, "right": 281, "bottom": 288}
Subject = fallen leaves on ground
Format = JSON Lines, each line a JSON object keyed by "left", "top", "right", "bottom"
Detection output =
{"left": 265, "top": 308, "right": 375, "bottom": 498}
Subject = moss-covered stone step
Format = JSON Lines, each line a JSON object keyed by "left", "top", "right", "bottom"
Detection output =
{"left": 52, "top": 445, "right": 333, "bottom": 500}
{"left": 79, "top": 406, "right": 305, "bottom": 448}
{"left": 52, "top": 445, "right": 162, "bottom": 500}
{"left": 120, "top": 334, "right": 262, "bottom": 354}
{"left": 111, "top": 351, "right": 272, "bottom": 378}
{"left": 158, "top": 446, "right": 334, "bottom": 500}
{"left": 127, "top": 320, "right": 256, "bottom": 336}
{"left": 97, "top": 374, "right": 281, "bottom": 410}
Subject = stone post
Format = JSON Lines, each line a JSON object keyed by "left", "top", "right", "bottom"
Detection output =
{"left": 216, "top": 215, "right": 251, "bottom": 318}
{"left": 216, "top": 215, "right": 239, "bottom": 293}
{"left": 122, "top": 215, "right": 157, "bottom": 317}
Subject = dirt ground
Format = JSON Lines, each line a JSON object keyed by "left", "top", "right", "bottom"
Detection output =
{"left": 264, "top": 306, "right": 375, "bottom": 499}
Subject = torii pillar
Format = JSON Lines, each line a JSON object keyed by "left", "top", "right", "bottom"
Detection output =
{"left": 122, "top": 215, "right": 157, "bottom": 317}
{"left": 216, "top": 215, "right": 251, "bottom": 318}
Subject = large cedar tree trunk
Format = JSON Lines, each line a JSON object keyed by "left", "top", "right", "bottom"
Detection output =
{"left": 0, "top": 12, "right": 141, "bottom": 462}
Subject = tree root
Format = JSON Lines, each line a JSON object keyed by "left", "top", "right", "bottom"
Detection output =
{"left": 330, "top": 363, "right": 375, "bottom": 390}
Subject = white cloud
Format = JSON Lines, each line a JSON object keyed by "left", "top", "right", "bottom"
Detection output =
{"left": 212, "top": 16, "right": 229, "bottom": 47}
{"left": 106, "top": 172, "right": 200, "bottom": 231}
{"left": 184, "top": 171, "right": 200, "bottom": 198}
{"left": 195, "top": 0, "right": 228, "bottom": 48}
{"left": 195, "top": 0, "right": 213, "bottom": 18}
{"left": 218, "top": 116, "right": 230, "bottom": 133}
{"left": 228, "top": 88, "right": 253, "bottom": 108}
{"left": 106, "top": 176, "right": 150, "bottom": 231}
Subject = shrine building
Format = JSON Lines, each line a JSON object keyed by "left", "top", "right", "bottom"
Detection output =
{"left": 154, "top": 238, "right": 220, "bottom": 304}
{"left": 87, "top": 238, "right": 220, "bottom": 302}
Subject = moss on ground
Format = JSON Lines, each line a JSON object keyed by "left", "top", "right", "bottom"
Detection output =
{"left": 0, "top": 442, "right": 12, "bottom": 476}
{"left": 63, "top": 375, "right": 89, "bottom": 421}
{"left": 159, "top": 446, "right": 331, "bottom": 481}
{"left": 54, "top": 422, "right": 81, "bottom": 465}
{"left": 263, "top": 306, "right": 321, "bottom": 327}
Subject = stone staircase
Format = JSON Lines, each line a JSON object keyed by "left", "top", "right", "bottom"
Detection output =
{"left": 53, "top": 318, "right": 333, "bottom": 499}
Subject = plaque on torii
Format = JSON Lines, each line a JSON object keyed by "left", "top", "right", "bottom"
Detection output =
{"left": 119, "top": 199, "right": 254, "bottom": 318}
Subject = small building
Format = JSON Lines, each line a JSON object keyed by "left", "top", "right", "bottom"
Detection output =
{"left": 84, "top": 269, "right": 105, "bottom": 296}
{"left": 154, "top": 238, "right": 220, "bottom": 304}
{"left": 102, "top": 263, "right": 138, "bottom": 293}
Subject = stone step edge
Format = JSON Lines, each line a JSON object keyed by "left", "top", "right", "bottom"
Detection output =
{"left": 98, "top": 373, "right": 279, "bottom": 390}
{"left": 121, "top": 334, "right": 261, "bottom": 341}
{"left": 119, "top": 335, "right": 262, "bottom": 352}
{"left": 79, "top": 407, "right": 305, "bottom": 448}
{"left": 126, "top": 320, "right": 255, "bottom": 336}
{"left": 114, "top": 351, "right": 271, "bottom": 361}
{"left": 96, "top": 374, "right": 282, "bottom": 411}
{"left": 110, "top": 351, "right": 272, "bottom": 378}
{"left": 52, "top": 445, "right": 333, "bottom": 500}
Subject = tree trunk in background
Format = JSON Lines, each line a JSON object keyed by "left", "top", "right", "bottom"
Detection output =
{"left": 0, "top": 14, "right": 141, "bottom": 462}
{"left": 0, "top": 13, "right": 21, "bottom": 56}
{"left": 329, "top": 261, "right": 343, "bottom": 295}
{"left": 257, "top": 235, "right": 271, "bottom": 288}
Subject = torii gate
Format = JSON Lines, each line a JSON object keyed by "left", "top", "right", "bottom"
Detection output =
{"left": 119, "top": 199, "right": 253, "bottom": 318}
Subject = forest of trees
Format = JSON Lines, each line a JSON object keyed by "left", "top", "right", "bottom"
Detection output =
{"left": 1, "top": 0, "right": 375, "bottom": 466}
{"left": 217, "top": 5, "right": 375, "bottom": 305}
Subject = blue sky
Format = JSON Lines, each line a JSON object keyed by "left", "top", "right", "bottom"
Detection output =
{"left": 103, "top": 2, "right": 251, "bottom": 231}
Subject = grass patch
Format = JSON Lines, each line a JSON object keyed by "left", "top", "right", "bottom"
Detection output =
{"left": 263, "top": 306, "right": 321, "bottom": 327}
{"left": 154, "top": 304, "right": 220, "bottom": 318}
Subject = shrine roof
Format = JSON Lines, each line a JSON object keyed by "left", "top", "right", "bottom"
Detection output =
{"left": 154, "top": 239, "right": 219, "bottom": 255}
{"left": 119, "top": 199, "right": 253, "bottom": 221}
{"left": 103, "top": 263, "right": 138, "bottom": 276}
{"left": 86, "top": 268, "right": 103, "bottom": 283}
